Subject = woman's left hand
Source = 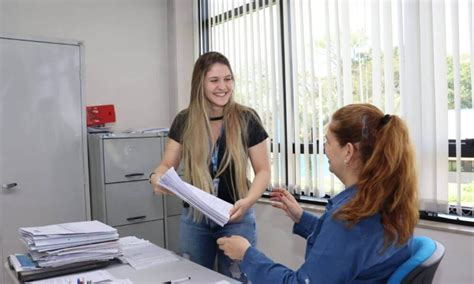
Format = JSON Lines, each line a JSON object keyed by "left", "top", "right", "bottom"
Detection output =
{"left": 229, "top": 198, "right": 253, "bottom": 222}
{"left": 217, "top": 236, "right": 251, "bottom": 260}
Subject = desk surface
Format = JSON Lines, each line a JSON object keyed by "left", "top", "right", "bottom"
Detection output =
{"left": 6, "top": 256, "right": 240, "bottom": 284}
{"left": 107, "top": 258, "right": 239, "bottom": 283}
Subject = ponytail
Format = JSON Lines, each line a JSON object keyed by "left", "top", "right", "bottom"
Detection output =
{"left": 331, "top": 104, "right": 419, "bottom": 247}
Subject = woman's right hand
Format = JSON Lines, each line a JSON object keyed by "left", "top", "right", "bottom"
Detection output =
{"left": 150, "top": 173, "right": 173, "bottom": 195}
{"left": 269, "top": 187, "right": 304, "bottom": 223}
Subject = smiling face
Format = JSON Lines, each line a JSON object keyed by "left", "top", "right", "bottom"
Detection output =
{"left": 203, "top": 63, "right": 234, "bottom": 115}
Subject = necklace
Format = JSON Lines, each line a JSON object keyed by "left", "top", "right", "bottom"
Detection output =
{"left": 209, "top": 116, "right": 224, "bottom": 121}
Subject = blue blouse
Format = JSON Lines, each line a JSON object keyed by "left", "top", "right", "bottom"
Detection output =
{"left": 240, "top": 186, "right": 412, "bottom": 283}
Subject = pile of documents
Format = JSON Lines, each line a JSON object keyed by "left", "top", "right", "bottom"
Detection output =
{"left": 119, "top": 236, "right": 179, "bottom": 270}
{"left": 159, "top": 167, "right": 233, "bottom": 226}
{"left": 19, "top": 220, "right": 121, "bottom": 267}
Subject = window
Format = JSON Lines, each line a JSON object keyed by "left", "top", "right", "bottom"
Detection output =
{"left": 197, "top": 0, "right": 474, "bottom": 221}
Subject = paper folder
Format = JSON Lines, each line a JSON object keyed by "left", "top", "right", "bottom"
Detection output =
{"left": 8, "top": 255, "right": 119, "bottom": 282}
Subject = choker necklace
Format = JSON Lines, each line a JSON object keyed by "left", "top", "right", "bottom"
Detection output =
{"left": 209, "top": 116, "right": 224, "bottom": 121}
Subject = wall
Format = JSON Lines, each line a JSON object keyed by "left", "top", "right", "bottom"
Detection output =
{"left": 255, "top": 202, "right": 474, "bottom": 284}
{"left": 1, "top": 0, "right": 174, "bottom": 131}
{"left": 167, "top": 0, "right": 194, "bottom": 113}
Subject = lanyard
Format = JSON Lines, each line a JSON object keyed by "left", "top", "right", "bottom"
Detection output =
{"left": 211, "top": 125, "right": 225, "bottom": 176}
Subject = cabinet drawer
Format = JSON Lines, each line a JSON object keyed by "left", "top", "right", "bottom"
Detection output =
{"left": 116, "top": 220, "right": 165, "bottom": 248}
{"left": 104, "top": 137, "right": 162, "bottom": 183}
{"left": 106, "top": 181, "right": 164, "bottom": 226}
{"left": 166, "top": 215, "right": 181, "bottom": 253}
{"left": 166, "top": 195, "right": 183, "bottom": 216}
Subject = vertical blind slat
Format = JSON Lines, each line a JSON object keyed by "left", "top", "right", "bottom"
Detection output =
{"left": 243, "top": 0, "right": 250, "bottom": 106}
{"left": 299, "top": 0, "right": 309, "bottom": 193}
{"left": 276, "top": 0, "right": 287, "bottom": 187}
{"left": 231, "top": 0, "right": 237, "bottom": 91}
{"left": 308, "top": 0, "right": 317, "bottom": 195}
{"left": 469, "top": 0, "right": 474, "bottom": 110}
{"left": 250, "top": 1, "right": 256, "bottom": 109}
{"left": 451, "top": 0, "right": 462, "bottom": 216}
{"left": 432, "top": 0, "right": 449, "bottom": 210}
{"left": 317, "top": 78, "right": 325, "bottom": 195}
{"left": 268, "top": 1, "right": 280, "bottom": 187}
{"left": 333, "top": 0, "right": 343, "bottom": 108}
{"left": 208, "top": 0, "right": 213, "bottom": 51}
{"left": 323, "top": 0, "right": 333, "bottom": 195}
{"left": 341, "top": 0, "right": 353, "bottom": 105}
{"left": 382, "top": 0, "right": 394, "bottom": 113}
{"left": 288, "top": 2, "right": 300, "bottom": 193}
{"left": 371, "top": 0, "right": 382, "bottom": 108}
{"left": 419, "top": 0, "right": 437, "bottom": 206}
{"left": 397, "top": 0, "right": 405, "bottom": 116}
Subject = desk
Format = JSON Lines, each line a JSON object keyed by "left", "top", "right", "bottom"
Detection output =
{"left": 6, "top": 256, "right": 240, "bottom": 284}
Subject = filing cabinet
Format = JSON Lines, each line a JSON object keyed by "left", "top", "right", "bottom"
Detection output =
{"left": 162, "top": 136, "right": 184, "bottom": 253}
{"left": 88, "top": 132, "right": 169, "bottom": 248}
{"left": 164, "top": 195, "right": 183, "bottom": 253}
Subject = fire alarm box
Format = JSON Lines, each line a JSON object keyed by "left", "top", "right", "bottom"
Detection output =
{"left": 86, "top": 104, "right": 116, "bottom": 126}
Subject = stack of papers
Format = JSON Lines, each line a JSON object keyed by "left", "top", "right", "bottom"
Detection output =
{"left": 159, "top": 167, "right": 233, "bottom": 226}
{"left": 119, "top": 236, "right": 179, "bottom": 270}
{"left": 122, "top": 127, "right": 169, "bottom": 134}
{"left": 19, "top": 221, "right": 121, "bottom": 267}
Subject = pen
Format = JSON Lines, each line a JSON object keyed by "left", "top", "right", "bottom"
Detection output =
{"left": 163, "top": 276, "right": 191, "bottom": 284}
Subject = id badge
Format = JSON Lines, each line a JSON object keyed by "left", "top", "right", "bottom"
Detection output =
{"left": 212, "top": 177, "right": 220, "bottom": 196}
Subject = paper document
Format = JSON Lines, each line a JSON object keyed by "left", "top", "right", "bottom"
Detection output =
{"left": 21, "top": 220, "right": 117, "bottom": 236}
{"left": 159, "top": 167, "right": 233, "bottom": 226}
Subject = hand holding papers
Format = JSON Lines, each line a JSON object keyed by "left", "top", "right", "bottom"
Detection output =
{"left": 159, "top": 167, "right": 233, "bottom": 226}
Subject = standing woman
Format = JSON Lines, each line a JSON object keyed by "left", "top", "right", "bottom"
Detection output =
{"left": 150, "top": 52, "right": 270, "bottom": 282}
{"left": 218, "top": 103, "right": 419, "bottom": 283}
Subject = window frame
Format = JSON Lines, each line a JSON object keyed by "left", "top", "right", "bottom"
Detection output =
{"left": 197, "top": 0, "right": 474, "bottom": 227}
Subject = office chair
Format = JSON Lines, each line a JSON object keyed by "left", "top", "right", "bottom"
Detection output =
{"left": 387, "top": 236, "right": 445, "bottom": 284}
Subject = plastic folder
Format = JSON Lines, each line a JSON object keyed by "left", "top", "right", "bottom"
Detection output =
{"left": 8, "top": 256, "right": 120, "bottom": 282}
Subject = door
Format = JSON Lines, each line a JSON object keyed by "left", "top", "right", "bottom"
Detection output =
{"left": 0, "top": 36, "right": 88, "bottom": 283}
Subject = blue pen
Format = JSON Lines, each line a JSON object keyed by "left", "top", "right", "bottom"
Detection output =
{"left": 77, "top": 278, "right": 80, "bottom": 284}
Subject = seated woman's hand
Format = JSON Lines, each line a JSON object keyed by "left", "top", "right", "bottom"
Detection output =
{"left": 217, "top": 235, "right": 251, "bottom": 261}
{"left": 270, "top": 187, "right": 304, "bottom": 223}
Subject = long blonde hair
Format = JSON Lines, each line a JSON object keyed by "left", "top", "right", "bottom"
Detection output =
{"left": 331, "top": 104, "right": 419, "bottom": 247}
{"left": 181, "top": 52, "right": 252, "bottom": 221}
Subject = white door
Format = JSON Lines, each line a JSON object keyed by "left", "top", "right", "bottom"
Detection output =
{"left": 0, "top": 37, "right": 89, "bottom": 283}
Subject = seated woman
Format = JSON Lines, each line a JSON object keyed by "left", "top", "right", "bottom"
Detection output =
{"left": 217, "top": 103, "right": 419, "bottom": 283}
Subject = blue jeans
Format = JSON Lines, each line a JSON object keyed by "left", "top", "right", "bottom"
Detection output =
{"left": 179, "top": 206, "right": 257, "bottom": 283}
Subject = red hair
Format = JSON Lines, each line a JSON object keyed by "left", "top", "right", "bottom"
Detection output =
{"left": 331, "top": 104, "right": 419, "bottom": 247}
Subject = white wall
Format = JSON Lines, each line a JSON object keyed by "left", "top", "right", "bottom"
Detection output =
{"left": 1, "top": 0, "right": 183, "bottom": 131}
{"left": 167, "top": 0, "right": 194, "bottom": 113}
{"left": 255, "top": 202, "right": 474, "bottom": 284}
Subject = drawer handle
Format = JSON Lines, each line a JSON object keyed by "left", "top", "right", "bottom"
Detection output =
{"left": 124, "top": 173, "right": 145, "bottom": 178}
{"left": 2, "top": 183, "right": 18, "bottom": 190}
{"left": 126, "top": 215, "right": 146, "bottom": 221}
